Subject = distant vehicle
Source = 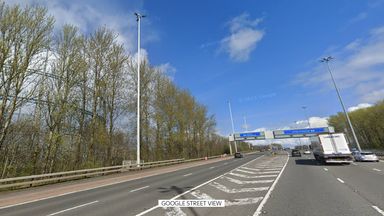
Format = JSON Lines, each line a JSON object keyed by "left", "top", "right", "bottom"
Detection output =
{"left": 352, "top": 151, "right": 379, "bottom": 162}
{"left": 311, "top": 133, "right": 353, "bottom": 164}
{"left": 303, "top": 150, "right": 311, "bottom": 155}
{"left": 234, "top": 152, "right": 243, "bottom": 158}
{"left": 291, "top": 149, "right": 301, "bottom": 157}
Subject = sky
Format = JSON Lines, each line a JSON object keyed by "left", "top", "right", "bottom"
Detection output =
{"left": 7, "top": 0, "right": 384, "bottom": 146}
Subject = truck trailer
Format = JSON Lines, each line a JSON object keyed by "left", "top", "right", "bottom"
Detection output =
{"left": 310, "top": 133, "right": 353, "bottom": 164}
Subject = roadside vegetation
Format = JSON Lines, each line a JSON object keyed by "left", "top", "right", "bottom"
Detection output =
{"left": 0, "top": 2, "right": 234, "bottom": 178}
{"left": 328, "top": 100, "right": 384, "bottom": 150}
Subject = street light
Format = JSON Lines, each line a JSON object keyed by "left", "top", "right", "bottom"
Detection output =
{"left": 135, "top": 12, "right": 146, "bottom": 166}
{"left": 320, "top": 56, "right": 362, "bottom": 152}
{"left": 228, "top": 100, "right": 238, "bottom": 153}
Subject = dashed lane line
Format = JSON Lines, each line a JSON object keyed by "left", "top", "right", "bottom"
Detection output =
{"left": 183, "top": 173, "right": 193, "bottom": 177}
{"left": 130, "top": 185, "right": 149, "bottom": 193}
{"left": 47, "top": 200, "right": 99, "bottom": 216}
{"left": 373, "top": 168, "right": 381, "bottom": 172}
{"left": 337, "top": 178, "right": 345, "bottom": 184}
{"left": 324, "top": 168, "right": 328, "bottom": 171}
{"left": 372, "top": 206, "right": 384, "bottom": 216}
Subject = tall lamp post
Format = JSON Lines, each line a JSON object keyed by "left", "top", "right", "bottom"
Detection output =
{"left": 135, "top": 12, "right": 146, "bottom": 166}
{"left": 320, "top": 56, "right": 362, "bottom": 152}
{"left": 228, "top": 101, "right": 238, "bottom": 153}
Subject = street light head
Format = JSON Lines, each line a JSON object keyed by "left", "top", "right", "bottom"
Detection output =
{"left": 320, "top": 56, "right": 333, "bottom": 63}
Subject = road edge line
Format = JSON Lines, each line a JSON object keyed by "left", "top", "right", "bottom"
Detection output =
{"left": 135, "top": 155, "right": 265, "bottom": 216}
{"left": 253, "top": 153, "right": 289, "bottom": 216}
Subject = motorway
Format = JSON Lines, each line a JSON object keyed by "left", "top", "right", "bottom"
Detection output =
{"left": 1, "top": 152, "right": 384, "bottom": 216}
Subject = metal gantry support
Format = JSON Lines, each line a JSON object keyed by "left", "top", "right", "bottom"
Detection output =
{"left": 321, "top": 56, "right": 362, "bottom": 152}
{"left": 135, "top": 12, "right": 146, "bottom": 166}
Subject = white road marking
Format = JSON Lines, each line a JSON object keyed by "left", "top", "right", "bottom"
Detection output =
{"left": 47, "top": 200, "right": 99, "bottom": 216}
{"left": 241, "top": 167, "right": 280, "bottom": 171}
{"left": 136, "top": 155, "right": 265, "bottom": 216}
{"left": 352, "top": 163, "right": 357, "bottom": 165}
{"left": 223, "top": 176, "right": 274, "bottom": 184}
{"left": 130, "top": 185, "right": 149, "bottom": 193}
{"left": 209, "top": 166, "right": 215, "bottom": 169}
{"left": 372, "top": 206, "right": 384, "bottom": 215}
{"left": 229, "top": 172, "right": 278, "bottom": 179}
{"left": 235, "top": 169, "right": 279, "bottom": 175}
{"left": 373, "top": 168, "right": 381, "bottom": 172}
{"left": 209, "top": 181, "right": 269, "bottom": 193}
{"left": 224, "top": 162, "right": 228, "bottom": 165}
{"left": 253, "top": 153, "right": 289, "bottom": 216}
{"left": 226, "top": 197, "right": 263, "bottom": 206}
{"left": 337, "top": 178, "right": 345, "bottom": 184}
{"left": 183, "top": 173, "right": 193, "bottom": 177}
{"left": 164, "top": 207, "right": 186, "bottom": 216}
{"left": 191, "top": 190, "right": 213, "bottom": 200}
{"left": 324, "top": 168, "right": 328, "bottom": 171}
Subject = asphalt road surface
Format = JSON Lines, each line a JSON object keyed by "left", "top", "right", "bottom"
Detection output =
{"left": 1, "top": 152, "right": 384, "bottom": 216}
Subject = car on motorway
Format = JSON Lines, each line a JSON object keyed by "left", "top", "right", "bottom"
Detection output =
{"left": 303, "top": 150, "right": 311, "bottom": 155}
{"left": 291, "top": 149, "right": 301, "bottom": 157}
{"left": 352, "top": 151, "right": 379, "bottom": 162}
{"left": 234, "top": 152, "right": 244, "bottom": 158}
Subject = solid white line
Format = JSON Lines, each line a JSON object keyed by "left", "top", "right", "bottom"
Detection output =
{"left": 130, "top": 185, "right": 149, "bottom": 193}
{"left": 47, "top": 200, "right": 99, "bottom": 216}
{"left": 183, "top": 173, "right": 193, "bottom": 177}
{"left": 324, "top": 168, "right": 328, "bottom": 171}
{"left": 136, "top": 155, "right": 265, "bottom": 216}
{"left": 372, "top": 206, "right": 384, "bottom": 215}
{"left": 253, "top": 154, "right": 289, "bottom": 216}
{"left": 373, "top": 168, "right": 381, "bottom": 172}
{"left": 337, "top": 178, "right": 345, "bottom": 184}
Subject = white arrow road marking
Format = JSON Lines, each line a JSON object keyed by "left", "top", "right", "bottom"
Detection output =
{"left": 225, "top": 197, "right": 264, "bottom": 206}
{"left": 191, "top": 190, "right": 213, "bottom": 200}
{"left": 235, "top": 169, "right": 280, "bottom": 175}
{"left": 229, "top": 172, "right": 278, "bottom": 179}
{"left": 223, "top": 176, "right": 274, "bottom": 184}
{"left": 164, "top": 207, "right": 186, "bottom": 216}
{"left": 209, "top": 182, "right": 269, "bottom": 193}
{"left": 241, "top": 167, "right": 281, "bottom": 171}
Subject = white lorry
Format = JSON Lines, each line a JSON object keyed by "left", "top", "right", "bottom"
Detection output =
{"left": 310, "top": 133, "right": 353, "bottom": 164}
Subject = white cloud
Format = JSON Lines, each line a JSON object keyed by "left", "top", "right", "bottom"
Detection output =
{"left": 6, "top": 0, "right": 156, "bottom": 53}
{"left": 348, "top": 103, "right": 373, "bottom": 112}
{"left": 308, "top": 117, "right": 329, "bottom": 127}
{"left": 220, "top": 13, "right": 264, "bottom": 62}
{"left": 155, "top": 62, "right": 177, "bottom": 80}
{"left": 296, "top": 25, "right": 384, "bottom": 103}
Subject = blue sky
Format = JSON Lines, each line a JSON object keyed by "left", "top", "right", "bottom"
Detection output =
{"left": 9, "top": 0, "right": 384, "bottom": 139}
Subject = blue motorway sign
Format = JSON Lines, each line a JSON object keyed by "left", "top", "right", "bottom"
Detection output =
{"left": 239, "top": 132, "right": 262, "bottom": 137}
{"left": 282, "top": 127, "right": 326, "bottom": 135}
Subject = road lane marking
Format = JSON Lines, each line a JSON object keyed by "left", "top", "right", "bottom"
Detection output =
{"left": 324, "top": 168, "right": 328, "bottom": 171}
{"left": 253, "top": 153, "right": 289, "bottom": 216}
{"left": 191, "top": 190, "right": 213, "bottom": 199}
{"left": 183, "top": 173, "right": 193, "bottom": 177}
{"left": 224, "top": 162, "right": 228, "bottom": 165}
{"left": 209, "top": 166, "right": 215, "bottom": 169}
{"left": 373, "top": 168, "right": 381, "bottom": 172}
{"left": 209, "top": 181, "right": 269, "bottom": 193}
{"left": 164, "top": 207, "right": 186, "bottom": 216}
{"left": 223, "top": 176, "right": 274, "bottom": 184}
{"left": 337, "top": 178, "right": 345, "bottom": 183}
{"left": 130, "top": 185, "right": 149, "bottom": 193}
{"left": 372, "top": 206, "right": 384, "bottom": 215}
{"left": 47, "top": 200, "right": 99, "bottom": 216}
{"left": 136, "top": 155, "right": 266, "bottom": 216}
{"left": 226, "top": 197, "right": 263, "bottom": 206}
{"left": 235, "top": 169, "right": 279, "bottom": 175}
{"left": 241, "top": 167, "right": 280, "bottom": 171}
{"left": 229, "top": 172, "right": 278, "bottom": 179}
{"left": 352, "top": 162, "right": 357, "bottom": 165}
